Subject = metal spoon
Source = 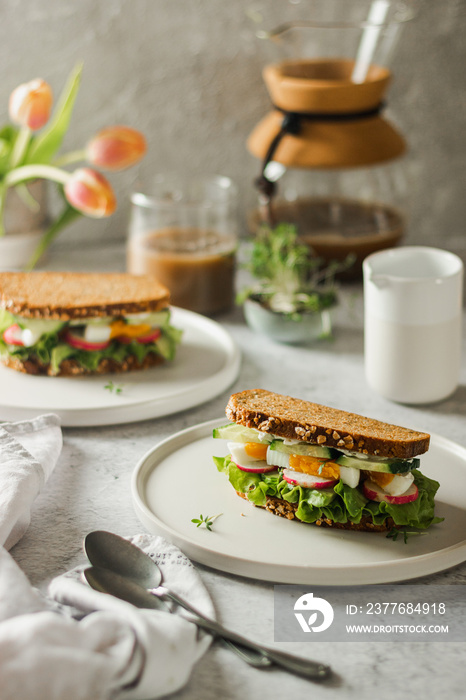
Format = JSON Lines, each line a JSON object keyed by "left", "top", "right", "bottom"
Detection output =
{"left": 84, "top": 565, "right": 331, "bottom": 682}
{"left": 84, "top": 530, "right": 331, "bottom": 681}
{"left": 84, "top": 530, "right": 269, "bottom": 667}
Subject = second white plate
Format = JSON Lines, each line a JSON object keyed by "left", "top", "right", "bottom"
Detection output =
{"left": 132, "top": 419, "right": 466, "bottom": 585}
{"left": 0, "top": 309, "right": 240, "bottom": 426}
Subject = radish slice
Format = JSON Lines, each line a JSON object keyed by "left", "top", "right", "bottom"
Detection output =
{"left": 363, "top": 479, "right": 419, "bottom": 505}
{"left": 64, "top": 329, "right": 110, "bottom": 351}
{"left": 283, "top": 469, "right": 338, "bottom": 490}
{"left": 114, "top": 335, "right": 133, "bottom": 345}
{"left": 234, "top": 461, "right": 277, "bottom": 474}
{"left": 3, "top": 324, "right": 24, "bottom": 346}
{"left": 135, "top": 328, "right": 161, "bottom": 344}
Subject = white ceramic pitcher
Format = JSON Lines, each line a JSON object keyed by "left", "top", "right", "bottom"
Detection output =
{"left": 363, "top": 246, "right": 464, "bottom": 404}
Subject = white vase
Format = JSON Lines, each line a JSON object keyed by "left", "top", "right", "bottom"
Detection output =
{"left": 0, "top": 181, "right": 49, "bottom": 271}
{"left": 0, "top": 230, "right": 47, "bottom": 270}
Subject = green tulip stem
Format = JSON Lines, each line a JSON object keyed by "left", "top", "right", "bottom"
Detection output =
{"left": 26, "top": 204, "right": 81, "bottom": 270}
{"left": 53, "top": 149, "right": 86, "bottom": 167}
{"left": 4, "top": 164, "right": 70, "bottom": 189}
{"left": 9, "top": 126, "right": 31, "bottom": 169}
{"left": 0, "top": 184, "right": 6, "bottom": 237}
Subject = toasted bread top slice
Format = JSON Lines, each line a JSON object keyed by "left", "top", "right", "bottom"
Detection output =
{"left": 0, "top": 272, "right": 170, "bottom": 320}
{"left": 226, "top": 389, "right": 430, "bottom": 459}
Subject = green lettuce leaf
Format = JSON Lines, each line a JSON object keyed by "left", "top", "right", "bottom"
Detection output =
{"left": 214, "top": 456, "right": 443, "bottom": 531}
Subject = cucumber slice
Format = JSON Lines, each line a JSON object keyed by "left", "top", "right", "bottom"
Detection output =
{"left": 212, "top": 423, "right": 273, "bottom": 444}
{"left": 335, "top": 454, "right": 419, "bottom": 474}
{"left": 268, "top": 440, "right": 333, "bottom": 459}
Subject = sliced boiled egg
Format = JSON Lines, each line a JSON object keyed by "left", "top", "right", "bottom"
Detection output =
{"left": 289, "top": 455, "right": 340, "bottom": 480}
{"left": 227, "top": 442, "right": 275, "bottom": 473}
{"left": 84, "top": 324, "right": 112, "bottom": 343}
{"left": 266, "top": 450, "right": 360, "bottom": 488}
{"left": 338, "top": 464, "right": 360, "bottom": 489}
{"left": 369, "top": 471, "right": 415, "bottom": 497}
{"left": 109, "top": 320, "right": 152, "bottom": 339}
{"left": 21, "top": 328, "right": 42, "bottom": 347}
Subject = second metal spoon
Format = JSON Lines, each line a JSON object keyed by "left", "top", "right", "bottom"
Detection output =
{"left": 83, "top": 530, "right": 331, "bottom": 680}
{"left": 84, "top": 530, "right": 270, "bottom": 667}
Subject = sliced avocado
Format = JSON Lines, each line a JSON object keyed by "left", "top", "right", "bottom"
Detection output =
{"left": 335, "top": 454, "right": 419, "bottom": 474}
{"left": 212, "top": 423, "right": 273, "bottom": 444}
{"left": 268, "top": 440, "right": 333, "bottom": 459}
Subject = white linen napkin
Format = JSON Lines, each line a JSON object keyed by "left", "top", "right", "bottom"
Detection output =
{"left": 0, "top": 416, "right": 213, "bottom": 700}
{"left": 0, "top": 413, "right": 62, "bottom": 550}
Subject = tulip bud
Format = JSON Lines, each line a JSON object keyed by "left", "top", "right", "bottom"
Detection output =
{"left": 9, "top": 79, "right": 53, "bottom": 131}
{"left": 64, "top": 168, "right": 116, "bottom": 218}
{"left": 86, "top": 126, "right": 146, "bottom": 171}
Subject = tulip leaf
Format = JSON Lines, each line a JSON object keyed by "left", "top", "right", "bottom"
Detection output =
{"left": 0, "top": 126, "right": 16, "bottom": 176}
{"left": 26, "top": 62, "right": 83, "bottom": 166}
{"left": 26, "top": 202, "right": 81, "bottom": 270}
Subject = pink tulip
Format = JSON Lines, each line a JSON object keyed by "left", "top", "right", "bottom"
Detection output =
{"left": 86, "top": 126, "right": 146, "bottom": 171}
{"left": 64, "top": 168, "right": 116, "bottom": 218}
{"left": 9, "top": 78, "right": 53, "bottom": 131}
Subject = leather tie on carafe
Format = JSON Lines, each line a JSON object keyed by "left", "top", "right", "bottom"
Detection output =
{"left": 254, "top": 101, "right": 386, "bottom": 204}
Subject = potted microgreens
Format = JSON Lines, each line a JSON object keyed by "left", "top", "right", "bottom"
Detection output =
{"left": 238, "top": 223, "right": 349, "bottom": 343}
{"left": 0, "top": 63, "right": 146, "bottom": 270}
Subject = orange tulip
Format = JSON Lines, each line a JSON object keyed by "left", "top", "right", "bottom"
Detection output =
{"left": 86, "top": 126, "right": 146, "bottom": 171}
{"left": 9, "top": 79, "right": 53, "bottom": 131}
{"left": 64, "top": 168, "right": 116, "bottom": 218}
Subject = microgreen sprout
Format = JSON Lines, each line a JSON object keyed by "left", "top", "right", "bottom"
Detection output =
{"left": 237, "top": 223, "right": 354, "bottom": 317}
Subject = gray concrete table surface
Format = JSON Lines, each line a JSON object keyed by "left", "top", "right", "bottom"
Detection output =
{"left": 10, "top": 243, "right": 466, "bottom": 699}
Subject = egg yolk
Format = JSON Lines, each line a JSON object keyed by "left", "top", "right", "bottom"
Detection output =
{"left": 289, "top": 455, "right": 340, "bottom": 480}
{"left": 366, "top": 471, "right": 394, "bottom": 488}
{"left": 110, "top": 321, "right": 152, "bottom": 339}
{"left": 244, "top": 443, "right": 268, "bottom": 460}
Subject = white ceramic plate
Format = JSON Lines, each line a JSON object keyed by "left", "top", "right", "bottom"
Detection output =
{"left": 132, "top": 419, "right": 466, "bottom": 585}
{"left": 0, "top": 309, "right": 240, "bottom": 427}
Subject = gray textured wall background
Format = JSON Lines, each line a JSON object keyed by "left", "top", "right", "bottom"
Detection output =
{"left": 0, "top": 0, "right": 465, "bottom": 257}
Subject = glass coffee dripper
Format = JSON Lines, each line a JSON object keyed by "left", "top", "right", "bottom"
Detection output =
{"left": 247, "top": 0, "right": 419, "bottom": 277}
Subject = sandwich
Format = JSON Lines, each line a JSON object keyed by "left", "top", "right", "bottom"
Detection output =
{"left": 213, "top": 389, "right": 443, "bottom": 532}
{"left": 0, "top": 272, "right": 182, "bottom": 377}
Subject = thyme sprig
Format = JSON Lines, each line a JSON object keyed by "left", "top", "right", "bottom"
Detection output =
{"left": 191, "top": 513, "right": 222, "bottom": 531}
{"left": 104, "top": 381, "right": 123, "bottom": 394}
{"left": 386, "top": 527, "right": 427, "bottom": 544}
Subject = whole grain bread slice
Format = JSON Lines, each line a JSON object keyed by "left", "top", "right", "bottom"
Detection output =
{"left": 226, "top": 389, "right": 430, "bottom": 459}
{"left": 0, "top": 272, "right": 170, "bottom": 320}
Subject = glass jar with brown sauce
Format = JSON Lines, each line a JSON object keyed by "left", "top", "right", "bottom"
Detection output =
{"left": 127, "top": 175, "right": 238, "bottom": 315}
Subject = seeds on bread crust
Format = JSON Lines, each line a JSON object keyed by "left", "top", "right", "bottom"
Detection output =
{"left": 0, "top": 272, "right": 170, "bottom": 319}
{"left": 226, "top": 389, "right": 430, "bottom": 460}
